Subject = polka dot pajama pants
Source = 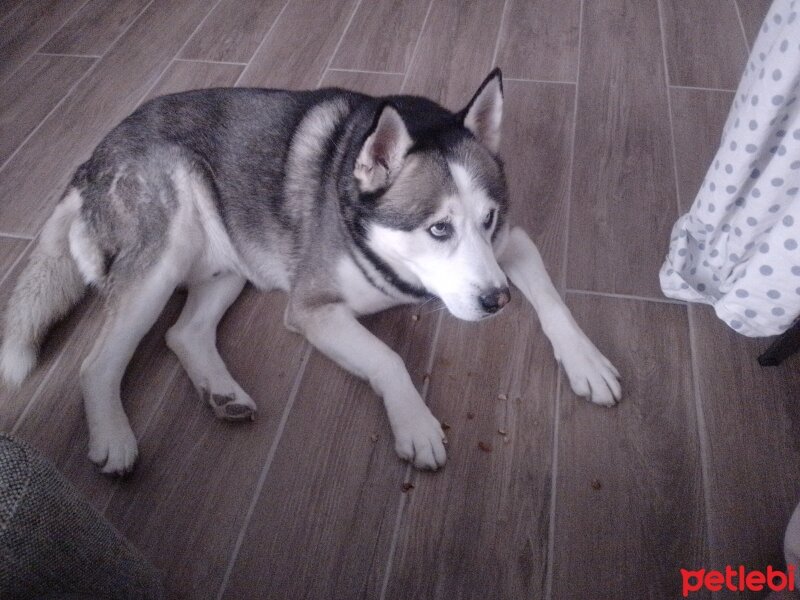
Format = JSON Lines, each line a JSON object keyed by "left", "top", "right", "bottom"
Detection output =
{"left": 660, "top": 0, "right": 800, "bottom": 336}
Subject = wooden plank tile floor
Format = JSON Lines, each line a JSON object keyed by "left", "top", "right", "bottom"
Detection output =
{"left": 1, "top": 1, "right": 797, "bottom": 598}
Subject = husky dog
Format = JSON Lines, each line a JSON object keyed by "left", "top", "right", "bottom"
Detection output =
{"left": 0, "top": 69, "right": 620, "bottom": 475}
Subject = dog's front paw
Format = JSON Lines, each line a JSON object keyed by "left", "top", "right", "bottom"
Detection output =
{"left": 391, "top": 407, "right": 447, "bottom": 470}
{"left": 557, "top": 335, "right": 621, "bottom": 407}
{"left": 88, "top": 420, "right": 138, "bottom": 476}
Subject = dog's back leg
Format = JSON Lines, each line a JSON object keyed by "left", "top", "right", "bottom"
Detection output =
{"left": 165, "top": 273, "right": 256, "bottom": 421}
{"left": 81, "top": 261, "right": 181, "bottom": 475}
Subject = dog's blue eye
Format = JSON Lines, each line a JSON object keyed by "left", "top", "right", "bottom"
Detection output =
{"left": 428, "top": 221, "right": 452, "bottom": 239}
{"left": 483, "top": 209, "right": 496, "bottom": 230}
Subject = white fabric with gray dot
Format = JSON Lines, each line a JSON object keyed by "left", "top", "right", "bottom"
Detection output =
{"left": 661, "top": 0, "right": 800, "bottom": 336}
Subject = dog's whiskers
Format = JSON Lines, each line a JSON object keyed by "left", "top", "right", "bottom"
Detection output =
{"left": 421, "top": 300, "right": 447, "bottom": 315}
{"left": 415, "top": 296, "right": 437, "bottom": 312}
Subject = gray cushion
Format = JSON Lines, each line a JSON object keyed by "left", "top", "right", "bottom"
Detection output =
{"left": 0, "top": 434, "right": 164, "bottom": 599}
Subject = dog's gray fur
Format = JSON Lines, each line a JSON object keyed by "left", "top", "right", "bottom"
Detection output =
{"left": 0, "top": 70, "right": 622, "bottom": 474}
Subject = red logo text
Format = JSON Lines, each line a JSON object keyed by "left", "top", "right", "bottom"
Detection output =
{"left": 681, "top": 565, "right": 795, "bottom": 596}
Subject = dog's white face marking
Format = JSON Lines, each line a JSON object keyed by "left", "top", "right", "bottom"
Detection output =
{"left": 369, "top": 162, "right": 508, "bottom": 321}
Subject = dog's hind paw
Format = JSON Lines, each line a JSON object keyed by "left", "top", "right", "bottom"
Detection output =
{"left": 88, "top": 421, "right": 138, "bottom": 476}
{"left": 201, "top": 386, "right": 257, "bottom": 421}
{"left": 392, "top": 408, "right": 447, "bottom": 470}
{"left": 558, "top": 335, "right": 621, "bottom": 407}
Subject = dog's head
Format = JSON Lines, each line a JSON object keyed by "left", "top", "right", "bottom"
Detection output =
{"left": 352, "top": 69, "right": 510, "bottom": 321}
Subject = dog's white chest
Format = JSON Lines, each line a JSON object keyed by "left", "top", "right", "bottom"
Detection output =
{"left": 336, "top": 255, "right": 406, "bottom": 315}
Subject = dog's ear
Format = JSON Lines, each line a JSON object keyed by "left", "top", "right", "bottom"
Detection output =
{"left": 354, "top": 104, "right": 413, "bottom": 192}
{"left": 460, "top": 68, "right": 503, "bottom": 154}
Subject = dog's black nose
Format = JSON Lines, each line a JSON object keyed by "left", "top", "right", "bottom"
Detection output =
{"left": 479, "top": 287, "right": 510, "bottom": 313}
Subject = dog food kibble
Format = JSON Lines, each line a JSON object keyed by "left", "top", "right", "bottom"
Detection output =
{"left": 422, "top": 373, "right": 431, "bottom": 384}
{"left": 402, "top": 482, "right": 414, "bottom": 492}
{"left": 497, "top": 428, "right": 507, "bottom": 436}
{"left": 478, "top": 441, "right": 492, "bottom": 452}
{"left": 497, "top": 393, "right": 508, "bottom": 401}
{"left": 591, "top": 479, "right": 602, "bottom": 490}
{"left": 466, "top": 411, "right": 475, "bottom": 419}
{"left": 441, "top": 421, "right": 451, "bottom": 431}
{"left": 411, "top": 314, "right": 419, "bottom": 321}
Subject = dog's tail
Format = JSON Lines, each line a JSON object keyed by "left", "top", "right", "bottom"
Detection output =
{"left": 0, "top": 191, "right": 87, "bottom": 387}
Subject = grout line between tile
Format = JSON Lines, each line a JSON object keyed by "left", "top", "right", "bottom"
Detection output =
{"left": 86, "top": 0, "right": 154, "bottom": 59}
{"left": 35, "top": 51, "right": 102, "bottom": 59}
{"left": 546, "top": 2, "right": 583, "bottom": 595}
{"left": 10, "top": 349, "right": 70, "bottom": 436}
{"left": 490, "top": 0, "right": 510, "bottom": 66}
{"left": 0, "top": 0, "right": 92, "bottom": 86}
{"left": 31, "top": 0, "right": 92, "bottom": 56}
{"left": 379, "top": 466, "right": 411, "bottom": 600}
{"left": 544, "top": 366, "right": 564, "bottom": 600}
{"left": 560, "top": 0, "right": 583, "bottom": 298}
{"left": 234, "top": 0, "right": 293, "bottom": 86}
{"left": 0, "top": 238, "right": 33, "bottom": 290}
{"left": 0, "top": 231, "right": 35, "bottom": 241}
{"left": 100, "top": 360, "right": 184, "bottom": 515}
{"left": 0, "top": 0, "right": 155, "bottom": 176}
{"left": 400, "top": 0, "right": 434, "bottom": 92}
{"left": 656, "top": 0, "right": 685, "bottom": 217}
{"left": 0, "top": 56, "right": 97, "bottom": 174}
{"left": 670, "top": 83, "right": 736, "bottom": 94}
{"left": 174, "top": 57, "right": 248, "bottom": 67}
{"left": 658, "top": 0, "right": 715, "bottom": 571}
{"left": 504, "top": 77, "right": 576, "bottom": 86}
{"left": 686, "top": 305, "right": 716, "bottom": 567}
{"left": 216, "top": 343, "right": 313, "bottom": 599}
{"left": 379, "top": 310, "right": 444, "bottom": 600}
{"left": 318, "top": 0, "right": 366, "bottom": 86}
{"left": 731, "top": 0, "right": 752, "bottom": 53}
{"left": 135, "top": 0, "right": 228, "bottom": 105}
{"left": 327, "top": 67, "right": 405, "bottom": 76}
{"left": 0, "top": 1, "right": 24, "bottom": 29}
{"left": 565, "top": 288, "right": 685, "bottom": 305}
